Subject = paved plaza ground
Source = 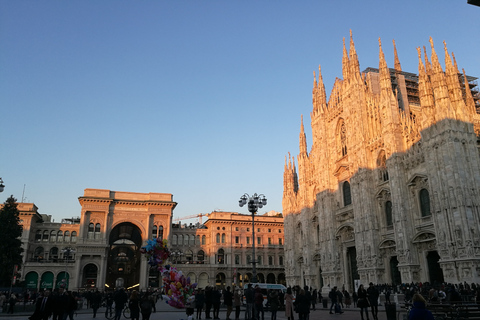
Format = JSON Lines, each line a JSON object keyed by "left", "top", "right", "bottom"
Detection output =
{"left": 1, "top": 301, "right": 402, "bottom": 320}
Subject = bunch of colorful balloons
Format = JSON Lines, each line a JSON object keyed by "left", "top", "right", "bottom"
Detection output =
{"left": 140, "top": 238, "right": 197, "bottom": 309}
{"left": 161, "top": 264, "right": 197, "bottom": 308}
{"left": 140, "top": 238, "right": 171, "bottom": 270}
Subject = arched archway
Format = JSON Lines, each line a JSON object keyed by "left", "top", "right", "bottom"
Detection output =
{"left": 198, "top": 273, "right": 209, "bottom": 289}
{"left": 257, "top": 273, "right": 265, "bottom": 283}
{"left": 82, "top": 263, "right": 98, "bottom": 289}
{"left": 106, "top": 222, "right": 143, "bottom": 289}
{"left": 216, "top": 273, "right": 226, "bottom": 288}
{"left": 277, "top": 273, "right": 286, "bottom": 286}
{"left": 266, "top": 273, "right": 276, "bottom": 284}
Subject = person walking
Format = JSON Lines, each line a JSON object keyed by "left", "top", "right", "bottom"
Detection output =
{"left": 62, "top": 291, "right": 77, "bottom": 320}
{"left": 285, "top": 287, "right": 295, "bottom": 320}
{"left": 343, "top": 290, "right": 351, "bottom": 308}
{"left": 7, "top": 293, "right": 16, "bottom": 314}
{"left": 205, "top": 286, "right": 213, "bottom": 319}
{"left": 267, "top": 290, "right": 279, "bottom": 320}
{"left": 254, "top": 286, "right": 265, "bottom": 320}
{"left": 30, "top": 290, "right": 54, "bottom": 320}
{"left": 113, "top": 288, "right": 128, "bottom": 320}
{"left": 195, "top": 289, "right": 205, "bottom": 320}
{"left": 293, "top": 289, "right": 310, "bottom": 320}
{"left": 140, "top": 293, "right": 154, "bottom": 320}
{"left": 311, "top": 289, "right": 317, "bottom": 311}
{"left": 367, "top": 283, "right": 379, "bottom": 320}
{"left": 357, "top": 284, "right": 370, "bottom": 320}
{"left": 329, "top": 287, "right": 342, "bottom": 314}
{"left": 223, "top": 286, "right": 233, "bottom": 320}
{"left": 212, "top": 287, "right": 221, "bottom": 320}
{"left": 91, "top": 289, "right": 102, "bottom": 318}
{"left": 245, "top": 284, "right": 255, "bottom": 320}
{"left": 128, "top": 290, "right": 140, "bottom": 320}
{"left": 234, "top": 288, "right": 242, "bottom": 320}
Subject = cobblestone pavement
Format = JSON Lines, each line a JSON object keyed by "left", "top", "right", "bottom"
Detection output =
{"left": 1, "top": 303, "right": 402, "bottom": 320}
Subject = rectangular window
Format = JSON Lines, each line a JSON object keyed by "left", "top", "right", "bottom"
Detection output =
{"left": 235, "top": 236, "right": 239, "bottom": 244}
{"left": 257, "top": 237, "right": 261, "bottom": 245}
{"left": 268, "top": 229, "right": 271, "bottom": 232}
{"left": 246, "top": 237, "right": 250, "bottom": 244}
{"left": 247, "top": 228, "right": 250, "bottom": 232}
{"left": 236, "top": 227, "right": 239, "bottom": 231}
{"left": 279, "top": 229, "right": 282, "bottom": 233}
{"left": 268, "top": 238, "right": 272, "bottom": 245}
{"left": 279, "top": 238, "right": 283, "bottom": 245}
{"left": 257, "top": 228, "right": 260, "bottom": 232}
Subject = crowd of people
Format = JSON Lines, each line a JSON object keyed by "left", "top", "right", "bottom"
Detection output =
{"left": 0, "top": 287, "right": 161, "bottom": 320}
{"left": 3, "top": 281, "right": 480, "bottom": 320}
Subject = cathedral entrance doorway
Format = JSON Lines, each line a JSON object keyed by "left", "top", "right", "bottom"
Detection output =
{"left": 427, "top": 251, "right": 444, "bottom": 283}
{"left": 347, "top": 247, "right": 359, "bottom": 289}
{"left": 106, "top": 222, "right": 143, "bottom": 289}
{"left": 389, "top": 256, "right": 401, "bottom": 285}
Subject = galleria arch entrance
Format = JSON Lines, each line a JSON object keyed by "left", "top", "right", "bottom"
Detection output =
{"left": 106, "top": 222, "right": 143, "bottom": 289}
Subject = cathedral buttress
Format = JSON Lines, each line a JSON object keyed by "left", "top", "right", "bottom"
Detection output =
{"left": 378, "top": 38, "right": 404, "bottom": 153}
{"left": 429, "top": 37, "right": 455, "bottom": 120}
{"left": 444, "top": 41, "right": 467, "bottom": 121}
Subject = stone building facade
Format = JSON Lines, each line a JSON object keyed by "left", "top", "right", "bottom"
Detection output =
{"left": 14, "top": 189, "right": 285, "bottom": 291}
{"left": 282, "top": 33, "right": 480, "bottom": 292}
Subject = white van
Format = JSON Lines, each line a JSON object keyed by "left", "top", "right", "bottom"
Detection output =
{"left": 243, "top": 283, "right": 287, "bottom": 307}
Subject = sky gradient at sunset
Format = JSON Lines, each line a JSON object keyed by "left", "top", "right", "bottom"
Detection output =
{"left": 1, "top": 1, "right": 479, "bottom": 222}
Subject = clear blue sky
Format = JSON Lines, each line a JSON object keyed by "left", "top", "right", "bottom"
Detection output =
{"left": 1, "top": 1, "right": 479, "bottom": 222}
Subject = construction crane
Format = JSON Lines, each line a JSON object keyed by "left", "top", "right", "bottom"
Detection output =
{"left": 172, "top": 213, "right": 208, "bottom": 224}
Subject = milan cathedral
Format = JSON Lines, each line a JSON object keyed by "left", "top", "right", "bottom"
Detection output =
{"left": 282, "top": 31, "right": 480, "bottom": 291}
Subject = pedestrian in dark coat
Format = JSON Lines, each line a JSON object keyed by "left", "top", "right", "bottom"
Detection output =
{"left": 63, "top": 290, "right": 77, "bottom": 320}
{"left": 91, "top": 289, "right": 102, "bottom": 318}
{"left": 254, "top": 286, "right": 265, "bottom": 320}
{"left": 357, "top": 284, "right": 370, "bottom": 320}
{"left": 367, "top": 283, "right": 379, "bottom": 320}
{"left": 29, "top": 290, "right": 54, "bottom": 320}
{"left": 140, "top": 294, "right": 154, "bottom": 320}
{"left": 205, "top": 286, "right": 213, "bottom": 319}
{"left": 268, "top": 290, "right": 279, "bottom": 320}
{"left": 113, "top": 288, "right": 128, "bottom": 320}
{"left": 293, "top": 289, "right": 310, "bottom": 320}
{"left": 128, "top": 290, "right": 140, "bottom": 320}
{"left": 212, "top": 287, "right": 222, "bottom": 320}
{"left": 223, "top": 286, "right": 233, "bottom": 320}
{"left": 195, "top": 289, "right": 205, "bottom": 320}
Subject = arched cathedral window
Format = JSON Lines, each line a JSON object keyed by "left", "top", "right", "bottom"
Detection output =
{"left": 420, "top": 189, "right": 431, "bottom": 217}
{"left": 385, "top": 201, "right": 393, "bottom": 227}
{"left": 343, "top": 181, "right": 352, "bottom": 206}
{"left": 377, "top": 151, "right": 389, "bottom": 182}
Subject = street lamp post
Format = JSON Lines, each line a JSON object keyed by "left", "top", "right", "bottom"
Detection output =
{"left": 0, "top": 178, "right": 5, "bottom": 192}
{"left": 61, "top": 247, "right": 76, "bottom": 289}
{"left": 239, "top": 193, "right": 267, "bottom": 284}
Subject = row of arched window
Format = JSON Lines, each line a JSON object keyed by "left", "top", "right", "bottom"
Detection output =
{"left": 234, "top": 254, "right": 284, "bottom": 266}
{"left": 32, "top": 246, "right": 75, "bottom": 261}
{"left": 35, "top": 230, "right": 77, "bottom": 243}
{"left": 171, "top": 234, "right": 206, "bottom": 246}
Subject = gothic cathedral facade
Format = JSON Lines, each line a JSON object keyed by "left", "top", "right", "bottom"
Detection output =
{"left": 282, "top": 32, "right": 480, "bottom": 291}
